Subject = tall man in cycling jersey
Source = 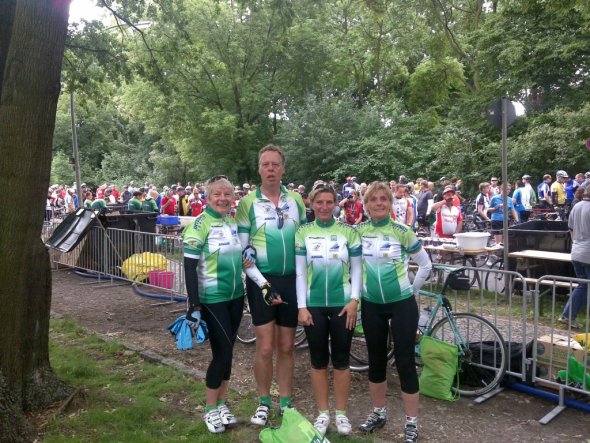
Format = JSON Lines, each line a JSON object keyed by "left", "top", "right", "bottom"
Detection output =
{"left": 236, "top": 144, "right": 307, "bottom": 426}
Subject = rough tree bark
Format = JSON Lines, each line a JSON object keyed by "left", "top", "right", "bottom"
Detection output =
{"left": 0, "top": 1, "right": 72, "bottom": 440}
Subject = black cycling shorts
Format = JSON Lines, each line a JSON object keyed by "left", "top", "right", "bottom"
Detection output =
{"left": 246, "top": 273, "right": 298, "bottom": 328}
{"left": 490, "top": 220, "right": 504, "bottom": 233}
{"left": 304, "top": 306, "right": 353, "bottom": 370}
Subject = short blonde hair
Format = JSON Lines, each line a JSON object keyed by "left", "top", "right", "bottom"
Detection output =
{"left": 363, "top": 181, "right": 393, "bottom": 214}
{"left": 258, "top": 144, "right": 285, "bottom": 165}
{"left": 206, "top": 177, "right": 235, "bottom": 199}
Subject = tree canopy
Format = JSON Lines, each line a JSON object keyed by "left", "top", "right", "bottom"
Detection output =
{"left": 53, "top": 0, "right": 590, "bottom": 191}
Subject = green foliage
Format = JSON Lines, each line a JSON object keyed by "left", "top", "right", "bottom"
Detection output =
{"left": 54, "top": 0, "right": 590, "bottom": 192}
{"left": 50, "top": 152, "right": 75, "bottom": 186}
{"left": 408, "top": 58, "right": 466, "bottom": 113}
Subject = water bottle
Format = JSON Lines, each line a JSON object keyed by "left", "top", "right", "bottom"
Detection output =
{"left": 418, "top": 306, "right": 431, "bottom": 330}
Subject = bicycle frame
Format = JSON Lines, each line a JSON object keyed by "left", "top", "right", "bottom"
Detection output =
{"left": 418, "top": 289, "right": 469, "bottom": 358}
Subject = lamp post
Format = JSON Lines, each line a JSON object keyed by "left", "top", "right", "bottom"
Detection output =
{"left": 70, "top": 90, "right": 83, "bottom": 205}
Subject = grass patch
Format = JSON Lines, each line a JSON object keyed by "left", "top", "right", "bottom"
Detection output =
{"left": 43, "top": 317, "right": 375, "bottom": 442}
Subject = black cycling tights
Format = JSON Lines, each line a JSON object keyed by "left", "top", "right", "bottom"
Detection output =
{"left": 361, "top": 297, "right": 419, "bottom": 394}
{"left": 304, "top": 306, "right": 353, "bottom": 370}
{"left": 201, "top": 297, "right": 244, "bottom": 390}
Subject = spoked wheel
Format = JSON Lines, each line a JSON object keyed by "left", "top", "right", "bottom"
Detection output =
{"left": 484, "top": 258, "right": 505, "bottom": 293}
{"left": 461, "top": 256, "right": 480, "bottom": 288}
{"left": 349, "top": 329, "right": 395, "bottom": 373}
{"left": 236, "top": 301, "right": 256, "bottom": 344}
{"left": 294, "top": 323, "right": 308, "bottom": 348}
{"left": 349, "top": 334, "right": 370, "bottom": 372}
{"left": 429, "top": 313, "right": 507, "bottom": 397}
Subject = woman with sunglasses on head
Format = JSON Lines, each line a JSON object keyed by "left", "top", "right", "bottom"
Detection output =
{"left": 183, "top": 175, "right": 270, "bottom": 434}
{"left": 356, "top": 181, "right": 432, "bottom": 442}
{"left": 295, "top": 183, "right": 361, "bottom": 437}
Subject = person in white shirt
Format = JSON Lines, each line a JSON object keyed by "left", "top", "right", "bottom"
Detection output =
{"left": 489, "top": 177, "right": 500, "bottom": 196}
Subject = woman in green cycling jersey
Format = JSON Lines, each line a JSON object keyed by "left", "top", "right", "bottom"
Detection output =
{"left": 183, "top": 176, "right": 269, "bottom": 434}
{"left": 356, "top": 181, "right": 432, "bottom": 442}
{"left": 295, "top": 183, "right": 362, "bottom": 437}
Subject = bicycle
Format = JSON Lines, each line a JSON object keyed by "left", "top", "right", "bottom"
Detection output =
{"left": 349, "top": 266, "right": 508, "bottom": 397}
{"left": 236, "top": 298, "right": 307, "bottom": 346}
{"left": 484, "top": 255, "right": 505, "bottom": 293}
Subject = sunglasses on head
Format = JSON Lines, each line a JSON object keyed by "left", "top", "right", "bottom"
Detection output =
{"left": 312, "top": 182, "right": 332, "bottom": 191}
{"left": 208, "top": 175, "right": 229, "bottom": 183}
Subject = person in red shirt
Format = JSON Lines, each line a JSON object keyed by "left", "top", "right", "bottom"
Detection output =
{"left": 189, "top": 190, "right": 204, "bottom": 217}
{"left": 339, "top": 189, "right": 364, "bottom": 225}
{"left": 160, "top": 190, "right": 176, "bottom": 215}
{"left": 431, "top": 186, "right": 463, "bottom": 238}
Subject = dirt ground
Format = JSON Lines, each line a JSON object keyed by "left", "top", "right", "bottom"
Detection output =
{"left": 50, "top": 269, "right": 590, "bottom": 442}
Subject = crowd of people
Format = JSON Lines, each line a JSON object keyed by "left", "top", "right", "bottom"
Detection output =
{"left": 47, "top": 169, "right": 590, "bottom": 239}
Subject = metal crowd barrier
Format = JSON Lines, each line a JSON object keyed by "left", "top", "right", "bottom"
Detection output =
{"left": 48, "top": 224, "right": 186, "bottom": 298}
{"left": 46, "top": 225, "right": 590, "bottom": 422}
{"left": 530, "top": 275, "right": 590, "bottom": 423}
{"left": 418, "top": 265, "right": 590, "bottom": 420}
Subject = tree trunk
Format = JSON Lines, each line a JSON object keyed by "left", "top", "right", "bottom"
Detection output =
{"left": 0, "top": 1, "right": 72, "bottom": 440}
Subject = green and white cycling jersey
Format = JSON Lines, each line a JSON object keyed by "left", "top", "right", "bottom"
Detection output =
{"left": 182, "top": 207, "right": 244, "bottom": 304}
{"left": 295, "top": 219, "right": 362, "bottom": 307}
{"left": 236, "top": 186, "right": 307, "bottom": 276}
{"left": 357, "top": 215, "right": 421, "bottom": 304}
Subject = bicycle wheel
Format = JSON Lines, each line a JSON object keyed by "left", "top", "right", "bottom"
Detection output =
{"left": 429, "top": 313, "right": 507, "bottom": 397}
{"left": 349, "top": 334, "right": 369, "bottom": 371}
{"left": 461, "top": 256, "right": 479, "bottom": 288}
{"left": 349, "top": 329, "right": 394, "bottom": 373}
{"left": 236, "top": 301, "right": 256, "bottom": 344}
{"left": 484, "top": 258, "right": 504, "bottom": 293}
{"left": 294, "top": 323, "right": 308, "bottom": 348}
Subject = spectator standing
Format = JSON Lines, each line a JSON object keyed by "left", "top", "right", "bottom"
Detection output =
{"left": 551, "top": 170, "right": 568, "bottom": 218}
{"left": 83, "top": 191, "right": 93, "bottom": 209}
{"left": 416, "top": 180, "right": 433, "bottom": 234}
{"left": 64, "top": 188, "right": 75, "bottom": 213}
{"left": 177, "top": 188, "right": 190, "bottom": 216}
{"left": 339, "top": 190, "right": 364, "bottom": 225}
{"left": 489, "top": 177, "right": 500, "bottom": 196}
{"left": 431, "top": 186, "right": 463, "bottom": 239}
{"left": 342, "top": 177, "right": 355, "bottom": 198}
{"left": 160, "top": 190, "right": 176, "bottom": 215}
{"left": 128, "top": 191, "right": 143, "bottom": 211}
{"left": 474, "top": 182, "right": 491, "bottom": 229}
{"left": 142, "top": 194, "right": 158, "bottom": 212}
{"left": 537, "top": 174, "right": 552, "bottom": 208}
{"left": 558, "top": 186, "right": 590, "bottom": 329}
{"left": 488, "top": 184, "right": 518, "bottom": 244}
{"left": 392, "top": 184, "right": 415, "bottom": 228}
{"left": 91, "top": 195, "right": 107, "bottom": 211}
{"left": 513, "top": 176, "right": 536, "bottom": 223}
{"left": 121, "top": 185, "right": 132, "bottom": 204}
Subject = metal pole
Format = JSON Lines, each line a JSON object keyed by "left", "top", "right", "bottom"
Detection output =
{"left": 501, "top": 98, "right": 510, "bottom": 272}
{"left": 70, "top": 91, "right": 83, "bottom": 205}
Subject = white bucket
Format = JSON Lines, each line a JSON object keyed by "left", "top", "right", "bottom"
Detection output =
{"left": 453, "top": 232, "right": 490, "bottom": 251}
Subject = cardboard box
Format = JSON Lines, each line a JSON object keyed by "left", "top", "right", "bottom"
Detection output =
{"left": 535, "top": 334, "right": 589, "bottom": 381}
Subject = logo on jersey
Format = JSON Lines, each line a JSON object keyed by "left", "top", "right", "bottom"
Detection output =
{"left": 331, "top": 235, "right": 337, "bottom": 241}
{"left": 329, "top": 242, "right": 339, "bottom": 251}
